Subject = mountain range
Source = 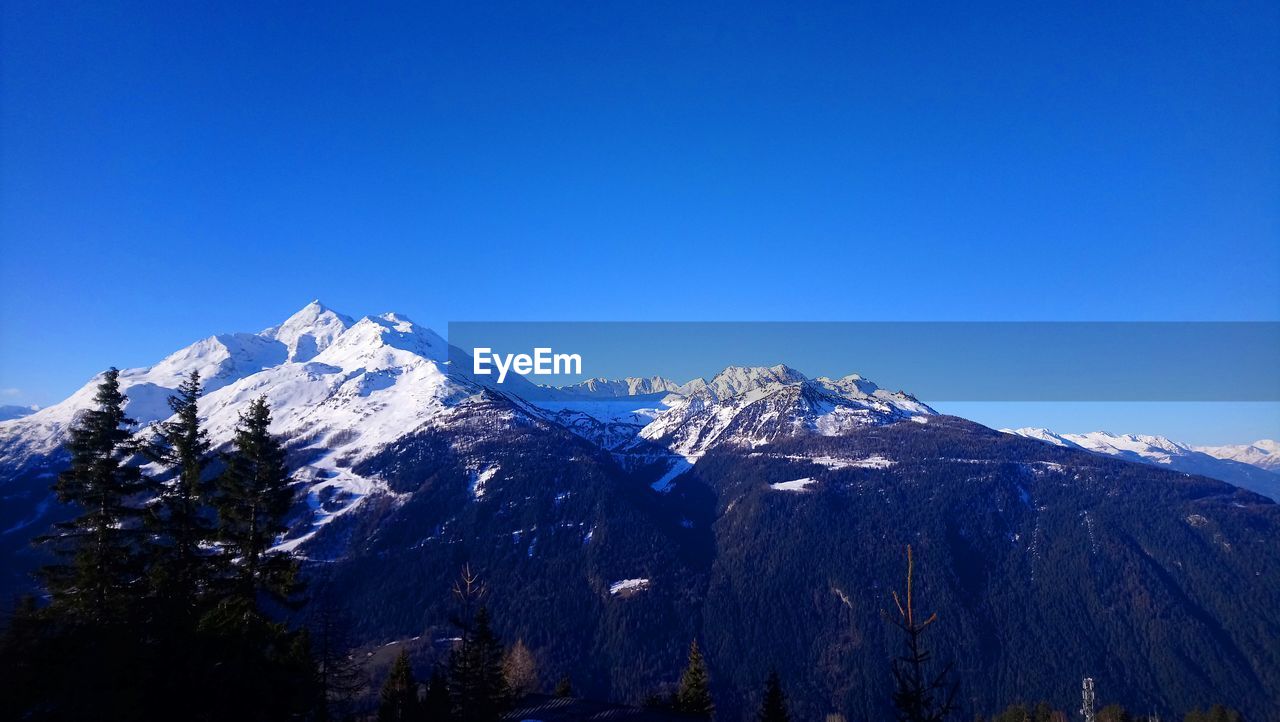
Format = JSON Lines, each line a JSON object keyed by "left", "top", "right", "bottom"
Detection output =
{"left": 1, "top": 301, "right": 1278, "bottom": 720}
{"left": 1002, "top": 429, "right": 1280, "bottom": 501}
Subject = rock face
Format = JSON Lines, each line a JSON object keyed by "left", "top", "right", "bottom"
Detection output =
{"left": 2, "top": 302, "right": 1278, "bottom": 721}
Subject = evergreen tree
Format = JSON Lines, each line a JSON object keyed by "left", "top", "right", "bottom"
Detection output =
{"left": 554, "top": 675, "right": 574, "bottom": 698}
{"left": 144, "top": 370, "right": 215, "bottom": 620}
{"left": 215, "top": 396, "right": 298, "bottom": 603}
{"left": 448, "top": 606, "right": 510, "bottom": 722}
{"left": 674, "top": 639, "right": 714, "bottom": 718}
{"left": 379, "top": 649, "right": 420, "bottom": 722}
{"left": 757, "top": 669, "right": 791, "bottom": 722}
{"left": 423, "top": 669, "right": 453, "bottom": 722}
{"left": 40, "top": 368, "right": 151, "bottom": 623}
{"left": 888, "top": 545, "right": 957, "bottom": 722}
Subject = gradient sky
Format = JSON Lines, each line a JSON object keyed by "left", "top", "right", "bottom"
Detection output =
{"left": 2, "top": 2, "right": 1278, "bottom": 442}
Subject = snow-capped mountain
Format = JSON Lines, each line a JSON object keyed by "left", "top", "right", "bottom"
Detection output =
{"left": 0, "top": 303, "right": 942, "bottom": 544}
{"left": 555, "top": 376, "right": 681, "bottom": 398}
{"left": 0, "top": 302, "right": 519, "bottom": 548}
{"left": 641, "top": 365, "right": 934, "bottom": 459}
{"left": 3, "top": 303, "right": 1280, "bottom": 719}
{"left": 1002, "top": 428, "right": 1280, "bottom": 500}
{"left": 1195, "top": 439, "right": 1280, "bottom": 473}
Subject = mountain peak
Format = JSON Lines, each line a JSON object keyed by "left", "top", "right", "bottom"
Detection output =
{"left": 699, "top": 364, "right": 807, "bottom": 400}
{"left": 316, "top": 312, "right": 446, "bottom": 367}
{"left": 263, "top": 301, "right": 355, "bottom": 362}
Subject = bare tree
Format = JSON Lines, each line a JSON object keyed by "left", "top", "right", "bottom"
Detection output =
{"left": 451, "top": 563, "right": 488, "bottom": 640}
{"left": 887, "top": 545, "right": 957, "bottom": 722}
{"left": 502, "top": 638, "right": 538, "bottom": 698}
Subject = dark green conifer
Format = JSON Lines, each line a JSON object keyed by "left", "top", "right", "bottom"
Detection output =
{"left": 674, "top": 639, "right": 714, "bottom": 718}
{"left": 144, "top": 370, "right": 215, "bottom": 618}
{"left": 40, "top": 368, "right": 150, "bottom": 623}
{"left": 757, "top": 669, "right": 790, "bottom": 722}
{"left": 378, "top": 649, "right": 420, "bottom": 722}
{"left": 423, "top": 669, "right": 453, "bottom": 722}
{"left": 214, "top": 395, "right": 298, "bottom": 603}
{"left": 448, "top": 606, "right": 509, "bottom": 722}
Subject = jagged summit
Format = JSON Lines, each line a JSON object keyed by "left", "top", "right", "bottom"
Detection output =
{"left": 558, "top": 376, "right": 682, "bottom": 398}
{"left": 261, "top": 300, "right": 354, "bottom": 362}
{"left": 678, "top": 363, "right": 807, "bottom": 400}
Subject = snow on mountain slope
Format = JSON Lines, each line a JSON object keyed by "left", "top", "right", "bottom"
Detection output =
{"left": 642, "top": 365, "right": 934, "bottom": 458}
{"left": 0, "top": 302, "right": 353, "bottom": 471}
{"left": 557, "top": 376, "right": 681, "bottom": 398}
{"left": 678, "top": 364, "right": 807, "bottom": 400}
{"left": 261, "top": 299, "right": 355, "bottom": 362}
{"left": 1003, "top": 428, "right": 1280, "bottom": 500}
{"left": 0, "top": 303, "right": 520, "bottom": 549}
{"left": 1195, "top": 440, "right": 1280, "bottom": 472}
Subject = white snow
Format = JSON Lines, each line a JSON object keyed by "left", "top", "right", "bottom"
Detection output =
{"left": 1194, "top": 439, "right": 1280, "bottom": 472}
{"left": 650, "top": 457, "right": 693, "bottom": 493}
{"left": 769, "top": 477, "right": 819, "bottom": 492}
{"left": 0, "top": 301, "right": 497, "bottom": 552}
{"left": 638, "top": 366, "right": 934, "bottom": 458}
{"left": 609, "top": 578, "right": 651, "bottom": 595}
{"left": 760, "top": 453, "right": 895, "bottom": 469}
{"left": 471, "top": 466, "right": 499, "bottom": 500}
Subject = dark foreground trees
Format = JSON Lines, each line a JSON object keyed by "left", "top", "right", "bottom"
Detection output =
{"left": 0, "top": 372, "right": 316, "bottom": 721}
{"left": 757, "top": 669, "right": 792, "bottom": 722}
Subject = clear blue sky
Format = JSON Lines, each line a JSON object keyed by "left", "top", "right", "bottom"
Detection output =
{"left": 2, "top": 2, "right": 1277, "bottom": 442}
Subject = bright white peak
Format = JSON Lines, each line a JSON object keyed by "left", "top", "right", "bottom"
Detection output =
{"left": 686, "top": 364, "right": 808, "bottom": 400}
{"left": 1194, "top": 440, "right": 1280, "bottom": 472}
{"left": 261, "top": 300, "right": 354, "bottom": 362}
{"left": 315, "top": 313, "right": 448, "bottom": 369}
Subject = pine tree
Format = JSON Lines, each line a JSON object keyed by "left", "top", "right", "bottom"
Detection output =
{"left": 214, "top": 396, "right": 298, "bottom": 603}
{"left": 378, "top": 649, "right": 420, "bottom": 722}
{"left": 40, "top": 368, "right": 151, "bottom": 623}
{"left": 144, "top": 370, "right": 215, "bottom": 620}
{"left": 423, "top": 669, "right": 453, "bottom": 722}
{"left": 674, "top": 639, "right": 714, "bottom": 718}
{"left": 448, "top": 606, "right": 510, "bottom": 722}
{"left": 757, "top": 669, "right": 791, "bottom": 722}
{"left": 502, "top": 638, "right": 538, "bottom": 698}
{"left": 888, "top": 545, "right": 957, "bottom": 722}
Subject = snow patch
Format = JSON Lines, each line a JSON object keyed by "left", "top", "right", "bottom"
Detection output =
{"left": 770, "top": 477, "right": 818, "bottom": 492}
{"left": 609, "top": 578, "right": 650, "bottom": 596}
{"left": 651, "top": 457, "right": 692, "bottom": 493}
{"left": 471, "top": 466, "right": 499, "bottom": 500}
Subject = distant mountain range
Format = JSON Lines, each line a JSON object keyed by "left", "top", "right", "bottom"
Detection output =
{"left": 1002, "top": 429, "right": 1280, "bottom": 501}
{"left": 0, "top": 405, "right": 38, "bottom": 422}
{"left": 1, "top": 301, "right": 1277, "bottom": 719}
